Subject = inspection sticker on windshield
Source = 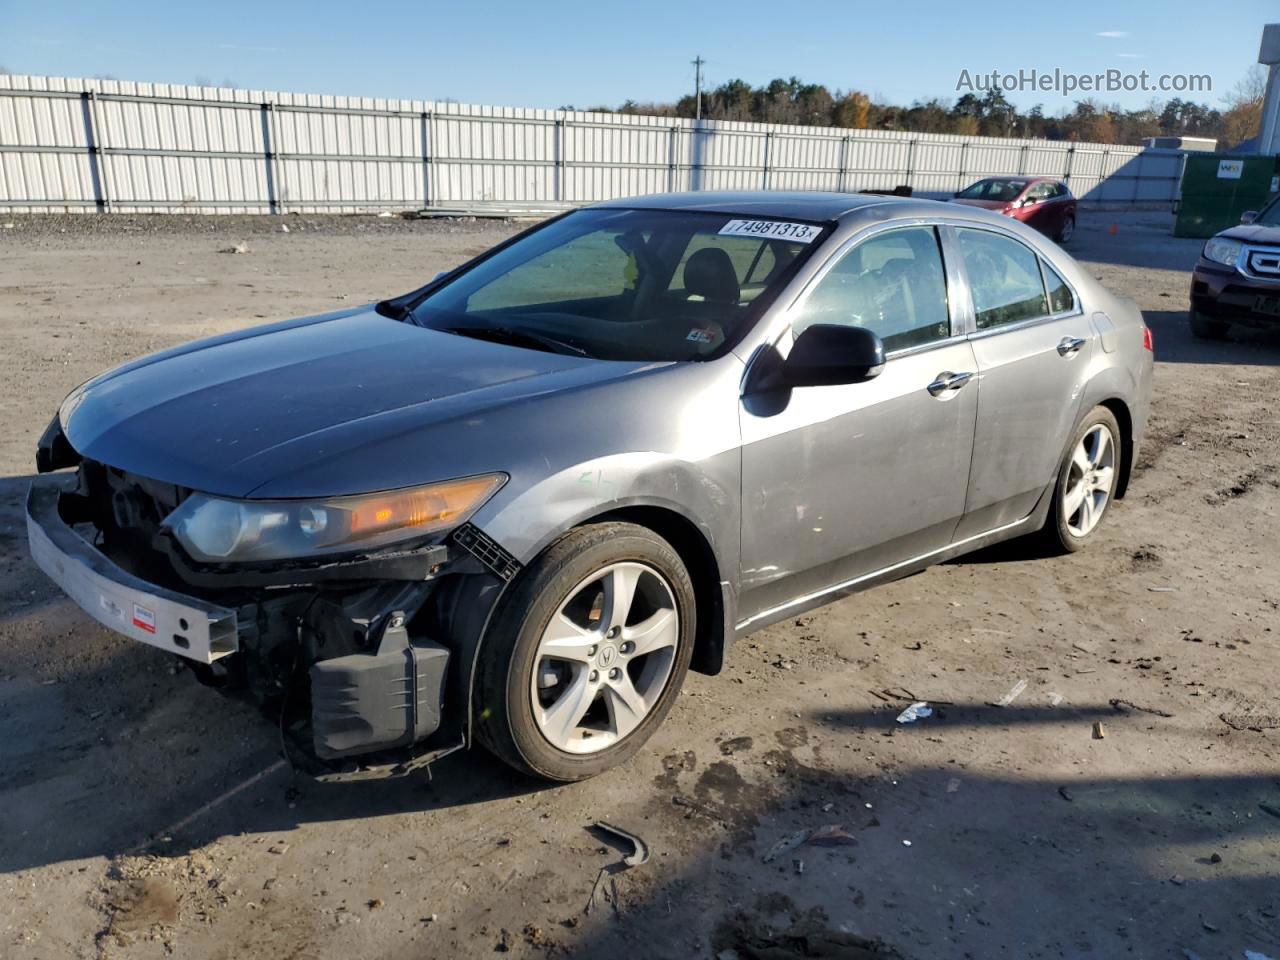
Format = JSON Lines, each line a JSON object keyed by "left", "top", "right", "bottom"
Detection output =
{"left": 718, "top": 219, "right": 821, "bottom": 243}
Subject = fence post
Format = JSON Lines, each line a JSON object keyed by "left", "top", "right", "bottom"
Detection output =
{"left": 904, "top": 138, "right": 916, "bottom": 193}
{"left": 1018, "top": 143, "right": 1028, "bottom": 176}
{"left": 420, "top": 111, "right": 432, "bottom": 209}
{"left": 957, "top": 141, "right": 968, "bottom": 193}
{"left": 80, "top": 91, "right": 110, "bottom": 212}
{"left": 837, "top": 135, "right": 850, "bottom": 192}
{"left": 667, "top": 125, "right": 678, "bottom": 192}
{"left": 1062, "top": 145, "right": 1075, "bottom": 189}
{"left": 1131, "top": 151, "right": 1142, "bottom": 207}
{"left": 554, "top": 118, "right": 565, "bottom": 203}
{"left": 259, "top": 102, "right": 278, "bottom": 214}
{"left": 762, "top": 130, "right": 772, "bottom": 190}
{"left": 1101, "top": 148, "right": 1111, "bottom": 203}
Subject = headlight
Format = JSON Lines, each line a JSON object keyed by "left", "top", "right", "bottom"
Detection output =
{"left": 163, "top": 474, "right": 506, "bottom": 563}
{"left": 1203, "top": 236, "right": 1243, "bottom": 267}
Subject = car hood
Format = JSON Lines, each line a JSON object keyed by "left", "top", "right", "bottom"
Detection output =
{"left": 949, "top": 198, "right": 1013, "bottom": 211}
{"left": 1215, "top": 223, "right": 1280, "bottom": 245}
{"left": 62, "top": 306, "right": 648, "bottom": 498}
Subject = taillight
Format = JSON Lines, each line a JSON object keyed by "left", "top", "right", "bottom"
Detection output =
{"left": 1142, "top": 325, "right": 1153, "bottom": 351}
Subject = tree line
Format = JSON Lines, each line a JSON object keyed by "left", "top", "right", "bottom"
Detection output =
{"left": 572, "top": 68, "right": 1266, "bottom": 149}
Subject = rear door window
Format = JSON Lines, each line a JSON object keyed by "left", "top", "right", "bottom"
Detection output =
{"left": 1042, "top": 260, "right": 1075, "bottom": 314}
{"left": 955, "top": 228, "right": 1049, "bottom": 330}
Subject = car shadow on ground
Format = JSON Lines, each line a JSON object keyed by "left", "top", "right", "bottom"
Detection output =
{"left": 421, "top": 704, "right": 1280, "bottom": 960}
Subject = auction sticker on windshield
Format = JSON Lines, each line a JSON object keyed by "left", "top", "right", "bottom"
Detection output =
{"left": 718, "top": 219, "right": 822, "bottom": 243}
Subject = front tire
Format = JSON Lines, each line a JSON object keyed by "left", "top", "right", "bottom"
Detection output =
{"left": 1189, "top": 308, "right": 1229, "bottom": 340}
{"left": 1041, "top": 406, "right": 1121, "bottom": 553}
{"left": 475, "top": 522, "right": 695, "bottom": 781}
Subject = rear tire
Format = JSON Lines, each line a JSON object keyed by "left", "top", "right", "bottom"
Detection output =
{"left": 1189, "top": 308, "right": 1229, "bottom": 340}
{"left": 474, "top": 522, "right": 695, "bottom": 781}
{"left": 1041, "top": 406, "right": 1122, "bottom": 553}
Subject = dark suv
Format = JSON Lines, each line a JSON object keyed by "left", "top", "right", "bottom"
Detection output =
{"left": 1190, "top": 199, "right": 1280, "bottom": 339}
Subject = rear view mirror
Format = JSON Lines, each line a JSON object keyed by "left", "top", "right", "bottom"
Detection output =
{"left": 1241, "top": 210, "right": 1258, "bottom": 224}
{"left": 782, "top": 324, "right": 885, "bottom": 387}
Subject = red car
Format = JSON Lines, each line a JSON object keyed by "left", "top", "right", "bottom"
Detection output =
{"left": 950, "top": 176, "right": 1077, "bottom": 243}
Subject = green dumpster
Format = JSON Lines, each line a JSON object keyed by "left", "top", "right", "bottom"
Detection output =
{"left": 1174, "top": 153, "right": 1280, "bottom": 238}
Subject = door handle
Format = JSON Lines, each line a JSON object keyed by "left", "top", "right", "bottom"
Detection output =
{"left": 927, "top": 371, "right": 974, "bottom": 396}
{"left": 1057, "top": 336, "right": 1087, "bottom": 357}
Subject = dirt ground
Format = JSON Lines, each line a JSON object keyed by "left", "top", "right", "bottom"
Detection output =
{"left": 1, "top": 208, "right": 1278, "bottom": 960}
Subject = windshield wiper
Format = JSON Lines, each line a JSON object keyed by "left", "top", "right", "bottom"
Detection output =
{"left": 443, "top": 324, "right": 591, "bottom": 358}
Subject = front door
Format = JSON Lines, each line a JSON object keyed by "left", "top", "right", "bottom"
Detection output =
{"left": 737, "top": 225, "right": 978, "bottom": 628}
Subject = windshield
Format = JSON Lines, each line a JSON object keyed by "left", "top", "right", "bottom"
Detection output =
{"left": 957, "top": 179, "right": 1027, "bottom": 202}
{"left": 408, "top": 208, "right": 826, "bottom": 361}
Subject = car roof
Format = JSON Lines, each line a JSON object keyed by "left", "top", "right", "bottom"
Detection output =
{"left": 591, "top": 190, "right": 898, "bottom": 222}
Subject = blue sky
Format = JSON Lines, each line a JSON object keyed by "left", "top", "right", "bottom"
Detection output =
{"left": 3, "top": 0, "right": 1272, "bottom": 113}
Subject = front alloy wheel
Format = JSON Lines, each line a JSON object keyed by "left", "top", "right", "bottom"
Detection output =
{"left": 532, "top": 562, "right": 679, "bottom": 754}
{"left": 476, "top": 522, "right": 695, "bottom": 781}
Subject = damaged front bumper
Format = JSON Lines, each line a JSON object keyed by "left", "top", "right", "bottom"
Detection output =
{"left": 28, "top": 481, "right": 239, "bottom": 663}
{"left": 26, "top": 474, "right": 510, "bottom": 780}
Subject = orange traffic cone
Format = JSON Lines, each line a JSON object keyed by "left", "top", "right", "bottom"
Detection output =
{"left": 1108, "top": 223, "right": 1118, "bottom": 236}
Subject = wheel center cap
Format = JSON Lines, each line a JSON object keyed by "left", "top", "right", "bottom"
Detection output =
{"left": 597, "top": 644, "right": 617, "bottom": 668}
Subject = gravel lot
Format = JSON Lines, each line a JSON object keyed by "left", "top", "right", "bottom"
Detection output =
{"left": 1, "top": 209, "right": 1278, "bottom": 960}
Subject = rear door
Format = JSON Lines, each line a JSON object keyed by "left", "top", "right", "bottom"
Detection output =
{"left": 950, "top": 226, "right": 1094, "bottom": 539}
{"left": 737, "top": 224, "right": 978, "bottom": 627}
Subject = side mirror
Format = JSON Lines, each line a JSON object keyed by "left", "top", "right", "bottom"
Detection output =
{"left": 781, "top": 324, "right": 885, "bottom": 387}
{"left": 1241, "top": 210, "right": 1258, "bottom": 224}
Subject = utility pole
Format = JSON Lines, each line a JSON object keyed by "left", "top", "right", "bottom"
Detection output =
{"left": 692, "top": 55, "right": 705, "bottom": 120}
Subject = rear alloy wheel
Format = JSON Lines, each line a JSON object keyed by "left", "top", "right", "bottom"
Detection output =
{"left": 1056, "top": 215, "right": 1075, "bottom": 243}
{"left": 1043, "top": 406, "right": 1121, "bottom": 552}
{"left": 1189, "top": 309, "right": 1230, "bottom": 340}
{"left": 476, "top": 522, "right": 695, "bottom": 781}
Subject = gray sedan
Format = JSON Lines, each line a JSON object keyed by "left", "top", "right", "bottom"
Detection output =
{"left": 28, "top": 191, "right": 1153, "bottom": 781}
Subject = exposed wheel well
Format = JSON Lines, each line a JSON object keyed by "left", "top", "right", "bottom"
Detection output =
{"left": 582, "top": 506, "right": 725, "bottom": 676}
{"left": 1098, "top": 397, "right": 1134, "bottom": 499}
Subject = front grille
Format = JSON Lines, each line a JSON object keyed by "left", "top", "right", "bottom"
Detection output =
{"left": 1243, "top": 245, "right": 1280, "bottom": 280}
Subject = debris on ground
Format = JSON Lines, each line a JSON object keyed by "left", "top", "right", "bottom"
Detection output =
{"left": 805, "top": 824, "right": 858, "bottom": 848}
{"left": 218, "top": 243, "right": 249, "bottom": 254}
{"left": 1220, "top": 712, "right": 1280, "bottom": 731}
{"left": 590, "top": 821, "right": 651, "bottom": 867}
{"left": 1109, "top": 698, "right": 1175, "bottom": 718}
{"left": 762, "top": 831, "right": 811, "bottom": 864}
{"left": 894, "top": 702, "right": 932, "bottom": 724}
{"left": 994, "top": 679, "right": 1028, "bottom": 707}
{"left": 584, "top": 821, "right": 650, "bottom": 914}
{"left": 1149, "top": 586, "right": 1179, "bottom": 592}
{"left": 1092, "top": 721, "right": 1107, "bottom": 740}
{"left": 720, "top": 736, "right": 755, "bottom": 756}
{"left": 1058, "top": 786, "right": 1074, "bottom": 802}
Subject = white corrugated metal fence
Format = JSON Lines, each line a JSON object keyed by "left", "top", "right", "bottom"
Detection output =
{"left": 0, "top": 74, "right": 1183, "bottom": 215}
